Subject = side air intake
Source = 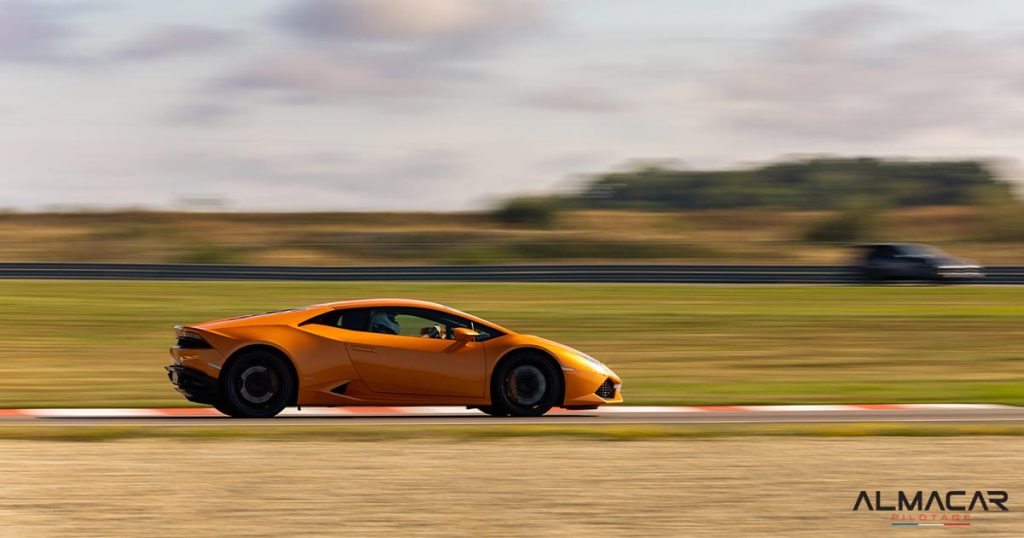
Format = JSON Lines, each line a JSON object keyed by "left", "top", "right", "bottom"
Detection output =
{"left": 595, "top": 379, "right": 616, "bottom": 399}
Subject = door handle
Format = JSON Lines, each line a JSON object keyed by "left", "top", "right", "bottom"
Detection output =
{"left": 352, "top": 345, "right": 376, "bottom": 353}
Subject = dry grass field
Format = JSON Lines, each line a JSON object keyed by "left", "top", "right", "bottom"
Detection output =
{"left": 0, "top": 206, "right": 1018, "bottom": 265}
{"left": 0, "top": 436, "right": 1021, "bottom": 536}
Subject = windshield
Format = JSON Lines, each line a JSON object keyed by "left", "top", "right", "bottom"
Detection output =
{"left": 898, "top": 244, "right": 945, "bottom": 257}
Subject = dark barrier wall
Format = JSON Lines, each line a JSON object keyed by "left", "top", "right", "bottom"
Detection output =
{"left": 0, "top": 263, "right": 1021, "bottom": 284}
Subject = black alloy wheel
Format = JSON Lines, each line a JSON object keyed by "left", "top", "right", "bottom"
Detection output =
{"left": 490, "top": 353, "right": 561, "bottom": 417}
{"left": 218, "top": 349, "right": 294, "bottom": 418}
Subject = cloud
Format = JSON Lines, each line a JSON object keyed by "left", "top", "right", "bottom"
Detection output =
{"left": 216, "top": 50, "right": 441, "bottom": 103}
{"left": 697, "top": 2, "right": 1024, "bottom": 141}
{"left": 166, "top": 101, "right": 239, "bottom": 125}
{"left": 0, "top": 0, "right": 85, "bottom": 62}
{"left": 276, "top": 0, "right": 542, "bottom": 47}
{"left": 113, "top": 25, "right": 237, "bottom": 60}
{"left": 208, "top": 0, "right": 547, "bottom": 105}
{"left": 520, "top": 86, "right": 626, "bottom": 113}
{"left": 793, "top": 1, "right": 899, "bottom": 39}
{"left": 159, "top": 149, "right": 470, "bottom": 210}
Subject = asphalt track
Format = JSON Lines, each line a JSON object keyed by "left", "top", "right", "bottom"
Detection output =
{"left": 1, "top": 262, "right": 1022, "bottom": 284}
{"left": 3, "top": 405, "right": 1022, "bottom": 426}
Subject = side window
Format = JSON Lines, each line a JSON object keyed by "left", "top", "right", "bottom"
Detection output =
{"left": 868, "top": 246, "right": 892, "bottom": 261}
{"left": 304, "top": 306, "right": 502, "bottom": 341}
{"left": 339, "top": 309, "right": 371, "bottom": 331}
{"left": 370, "top": 310, "right": 446, "bottom": 338}
{"left": 301, "top": 308, "right": 370, "bottom": 331}
{"left": 368, "top": 307, "right": 500, "bottom": 341}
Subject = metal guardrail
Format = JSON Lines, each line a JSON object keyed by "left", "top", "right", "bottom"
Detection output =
{"left": 0, "top": 263, "right": 1021, "bottom": 283}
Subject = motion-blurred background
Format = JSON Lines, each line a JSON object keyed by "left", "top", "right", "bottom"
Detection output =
{"left": 3, "top": 3, "right": 1024, "bottom": 536}
{"left": 0, "top": 0, "right": 1022, "bottom": 411}
{"left": 1, "top": 0, "right": 1023, "bottom": 266}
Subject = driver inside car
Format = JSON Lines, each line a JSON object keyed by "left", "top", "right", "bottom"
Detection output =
{"left": 420, "top": 325, "right": 444, "bottom": 339}
{"left": 369, "top": 311, "right": 401, "bottom": 335}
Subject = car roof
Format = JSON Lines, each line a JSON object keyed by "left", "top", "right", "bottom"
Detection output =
{"left": 855, "top": 243, "right": 928, "bottom": 249}
{"left": 315, "top": 298, "right": 513, "bottom": 333}
{"left": 192, "top": 298, "right": 514, "bottom": 334}
{"left": 318, "top": 298, "right": 450, "bottom": 310}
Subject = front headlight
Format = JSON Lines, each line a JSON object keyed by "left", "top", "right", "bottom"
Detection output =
{"left": 578, "top": 352, "right": 612, "bottom": 375}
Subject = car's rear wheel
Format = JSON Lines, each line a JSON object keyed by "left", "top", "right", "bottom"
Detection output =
{"left": 218, "top": 349, "right": 294, "bottom": 418}
{"left": 491, "top": 353, "right": 561, "bottom": 417}
{"left": 212, "top": 399, "right": 236, "bottom": 417}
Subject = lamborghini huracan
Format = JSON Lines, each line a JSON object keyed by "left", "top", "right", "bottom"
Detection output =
{"left": 166, "top": 299, "right": 623, "bottom": 418}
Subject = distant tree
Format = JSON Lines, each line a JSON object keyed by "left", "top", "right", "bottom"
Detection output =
{"left": 492, "top": 197, "right": 559, "bottom": 228}
{"left": 573, "top": 157, "right": 1013, "bottom": 210}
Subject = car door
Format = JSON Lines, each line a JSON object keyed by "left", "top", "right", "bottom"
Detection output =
{"left": 344, "top": 307, "right": 487, "bottom": 398}
{"left": 890, "top": 246, "right": 928, "bottom": 278}
{"left": 867, "top": 246, "right": 901, "bottom": 278}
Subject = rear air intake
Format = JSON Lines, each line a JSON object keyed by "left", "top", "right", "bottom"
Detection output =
{"left": 175, "top": 327, "right": 211, "bottom": 349}
{"left": 595, "top": 379, "right": 616, "bottom": 399}
{"left": 176, "top": 335, "right": 211, "bottom": 349}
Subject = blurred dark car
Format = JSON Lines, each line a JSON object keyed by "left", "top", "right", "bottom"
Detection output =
{"left": 855, "top": 243, "right": 984, "bottom": 283}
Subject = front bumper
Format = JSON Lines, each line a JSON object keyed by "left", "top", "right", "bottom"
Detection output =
{"left": 562, "top": 368, "right": 624, "bottom": 407}
{"left": 937, "top": 268, "right": 984, "bottom": 279}
{"left": 166, "top": 365, "right": 218, "bottom": 405}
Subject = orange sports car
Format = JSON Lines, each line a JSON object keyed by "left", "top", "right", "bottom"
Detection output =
{"left": 166, "top": 299, "right": 623, "bottom": 418}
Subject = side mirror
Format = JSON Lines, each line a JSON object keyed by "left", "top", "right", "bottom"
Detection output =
{"left": 453, "top": 327, "right": 479, "bottom": 342}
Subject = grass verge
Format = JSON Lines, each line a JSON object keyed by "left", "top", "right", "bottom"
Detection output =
{"left": 2, "top": 422, "right": 1024, "bottom": 442}
{"left": 0, "top": 280, "right": 1021, "bottom": 407}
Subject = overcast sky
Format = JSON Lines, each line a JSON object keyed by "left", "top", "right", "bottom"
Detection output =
{"left": 3, "top": 0, "right": 1024, "bottom": 211}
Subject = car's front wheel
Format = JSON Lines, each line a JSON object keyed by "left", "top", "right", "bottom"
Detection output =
{"left": 476, "top": 405, "right": 509, "bottom": 417}
{"left": 217, "top": 349, "right": 294, "bottom": 418}
{"left": 490, "top": 353, "right": 562, "bottom": 417}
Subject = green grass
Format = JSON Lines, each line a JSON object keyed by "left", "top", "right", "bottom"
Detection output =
{"left": 0, "top": 281, "right": 1021, "bottom": 407}
{"left": 1, "top": 423, "right": 1023, "bottom": 442}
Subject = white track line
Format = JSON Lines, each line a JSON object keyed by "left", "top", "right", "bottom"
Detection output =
{"left": 26, "top": 408, "right": 164, "bottom": 418}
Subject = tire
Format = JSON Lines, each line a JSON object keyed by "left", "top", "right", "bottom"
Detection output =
{"left": 477, "top": 405, "right": 510, "bottom": 417}
{"left": 219, "top": 349, "right": 294, "bottom": 418}
{"left": 490, "top": 353, "right": 562, "bottom": 417}
{"left": 212, "top": 399, "right": 236, "bottom": 417}
{"left": 859, "top": 267, "right": 885, "bottom": 284}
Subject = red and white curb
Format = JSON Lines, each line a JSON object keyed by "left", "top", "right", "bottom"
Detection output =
{"left": 0, "top": 403, "right": 1013, "bottom": 418}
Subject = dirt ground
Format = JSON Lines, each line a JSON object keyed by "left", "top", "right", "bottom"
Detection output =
{"left": 0, "top": 437, "right": 1021, "bottom": 537}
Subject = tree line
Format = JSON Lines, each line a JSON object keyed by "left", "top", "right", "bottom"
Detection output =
{"left": 568, "top": 157, "right": 1012, "bottom": 210}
